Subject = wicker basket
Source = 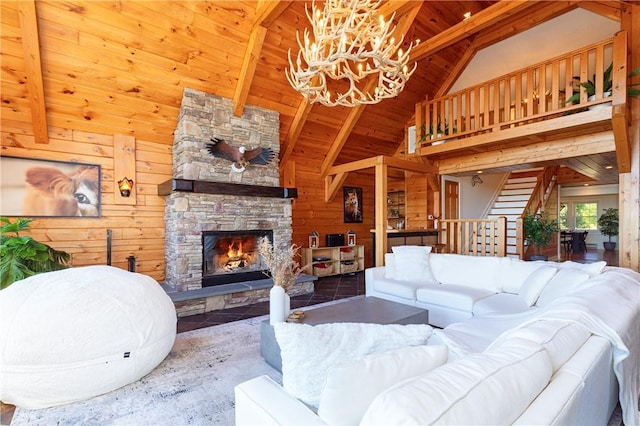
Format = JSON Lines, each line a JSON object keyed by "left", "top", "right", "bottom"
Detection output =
{"left": 313, "top": 263, "right": 333, "bottom": 277}
{"left": 340, "top": 261, "right": 358, "bottom": 273}
{"left": 340, "top": 248, "right": 355, "bottom": 260}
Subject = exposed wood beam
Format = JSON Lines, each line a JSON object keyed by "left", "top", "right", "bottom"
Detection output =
{"left": 320, "top": 79, "right": 378, "bottom": 177}
{"left": 618, "top": 1, "right": 639, "bottom": 271}
{"left": 327, "top": 155, "right": 434, "bottom": 176}
{"left": 324, "top": 172, "right": 348, "bottom": 202}
{"left": 384, "top": 156, "right": 437, "bottom": 174}
{"left": 435, "top": 38, "right": 478, "bottom": 98}
{"left": 374, "top": 162, "right": 388, "bottom": 266}
{"left": 437, "top": 131, "right": 616, "bottom": 175}
{"left": 324, "top": 155, "right": 433, "bottom": 201}
{"left": 18, "top": 0, "right": 48, "bottom": 144}
{"left": 378, "top": 0, "right": 415, "bottom": 18}
{"left": 319, "top": 2, "right": 421, "bottom": 177}
{"left": 233, "top": 26, "right": 267, "bottom": 117}
{"left": 254, "top": 0, "right": 291, "bottom": 28}
{"left": 577, "top": 1, "right": 623, "bottom": 21}
{"left": 232, "top": 1, "right": 290, "bottom": 117}
{"left": 472, "top": 1, "right": 579, "bottom": 54}
{"left": 410, "top": 1, "right": 536, "bottom": 62}
{"left": 427, "top": 174, "right": 439, "bottom": 192}
{"left": 611, "top": 29, "right": 631, "bottom": 172}
{"left": 279, "top": 99, "right": 312, "bottom": 166}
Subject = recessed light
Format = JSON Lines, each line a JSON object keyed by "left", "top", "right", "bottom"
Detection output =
{"left": 463, "top": 12, "right": 471, "bottom": 20}
{"left": 476, "top": 170, "right": 483, "bottom": 174}
{"left": 605, "top": 165, "right": 613, "bottom": 169}
{"left": 583, "top": 183, "right": 589, "bottom": 186}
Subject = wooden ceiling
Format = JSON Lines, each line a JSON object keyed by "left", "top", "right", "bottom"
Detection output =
{"left": 1, "top": 1, "right": 625, "bottom": 186}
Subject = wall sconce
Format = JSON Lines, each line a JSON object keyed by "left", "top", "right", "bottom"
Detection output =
{"left": 118, "top": 177, "right": 134, "bottom": 197}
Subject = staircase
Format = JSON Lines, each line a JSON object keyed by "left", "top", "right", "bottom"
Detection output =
{"left": 486, "top": 169, "right": 557, "bottom": 258}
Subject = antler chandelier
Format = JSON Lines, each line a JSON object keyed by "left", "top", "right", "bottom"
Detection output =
{"left": 286, "top": 0, "right": 418, "bottom": 107}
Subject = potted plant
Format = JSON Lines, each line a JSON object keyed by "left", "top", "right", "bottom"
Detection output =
{"left": 523, "top": 213, "right": 559, "bottom": 261}
{"left": 566, "top": 64, "right": 640, "bottom": 104}
{"left": 0, "top": 217, "right": 71, "bottom": 289}
{"left": 418, "top": 118, "right": 456, "bottom": 144}
{"left": 597, "top": 208, "right": 618, "bottom": 251}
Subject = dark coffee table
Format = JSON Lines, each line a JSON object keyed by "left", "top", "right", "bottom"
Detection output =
{"left": 260, "top": 296, "right": 429, "bottom": 372}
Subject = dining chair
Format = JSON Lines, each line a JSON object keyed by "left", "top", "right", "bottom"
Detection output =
{"left": 560, "top": 231, "right": 572, "bottom": 254}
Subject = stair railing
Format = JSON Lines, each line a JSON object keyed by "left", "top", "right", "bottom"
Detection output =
{"left": 516, "top": 166, "right": 559, "bottom": 259}
{"left": 522, "top": 166, "right": 559, "bottom": 216}
{"left": 439, "top": 217, "right": 507, "bottom": 257}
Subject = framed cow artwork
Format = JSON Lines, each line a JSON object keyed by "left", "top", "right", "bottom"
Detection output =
{"left": 0, "top": 156, "right": 102, "bottom": 218}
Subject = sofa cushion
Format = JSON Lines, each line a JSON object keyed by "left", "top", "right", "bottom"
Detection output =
{"left": 273, "top": 322, "right": 432, "bottom": 409}
{"left": 383, "top": 253, "right": 396, "bottom": 279}
{"left": 390, "top": 246, "right": 438, "bottom": 285}
{"left": 519, "top": 265, "right": 558, "bottom": 306}
{"left": 373, "top": 278, "right": 434, "bottom": 301}
{"left": 536, "top": 268, "right": 591, "bottom": 307}
{"left": 416, "top": 284, "right": 495, "bottom": 312}
{"left": 497, "top": 257, "right": 546, "bottom": 294}
{"left": 429, "top": 254, "right": 501, "bottom": 291}
{"left": 472, "top": 292, "right": 530, "bottom": 316}
{"left": 513, "top": 371, "right": 584, "bottom": 426}
{"left": 360, "top": 343, "right": 553, "bottom": 425}
{"left": 491, "top": 320, "right": 591, "bottom": 372}
{"left": 557, "top": 260, "right": 607, "bottom": 277}
{"left": 317, "top": 345, "right": 447, "bottom": 425}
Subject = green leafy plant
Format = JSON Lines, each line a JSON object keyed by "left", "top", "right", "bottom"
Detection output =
{"left": 597, "top": 208, "right": 618, "bottom": 242}
{"left": 0, "top": 217, "right": 71, "bottom": 289}
{"left": 418, "top": 117, "right": 456, "bottom": 142}
{"left": 523, "top": 213, "right": 559, "bottom": 256}
{"left": 566, "top": 63, "right": 640, "bottom": 104}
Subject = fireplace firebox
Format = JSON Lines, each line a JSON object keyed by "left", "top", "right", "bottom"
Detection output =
{"left": 202, "top": 230, "right": 273, "bottom": 287}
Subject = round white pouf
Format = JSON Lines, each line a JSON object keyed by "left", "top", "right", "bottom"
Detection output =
{"left": 0, "top": 265, "right": 177, "bottom": 409}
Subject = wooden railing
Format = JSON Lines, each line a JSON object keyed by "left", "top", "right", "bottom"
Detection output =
{"left": 439, "top": 217, "right": 507, "bottom": 257}
{"left": 414, "top": 33, "right": 627, "bottom": 149}
{"left": 523, "top": 166, "right": 558, "bottom": 216}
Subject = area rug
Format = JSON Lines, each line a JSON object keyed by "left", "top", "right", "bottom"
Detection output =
{"left": 10, "top": 312, "right": 287, "bottom": 425}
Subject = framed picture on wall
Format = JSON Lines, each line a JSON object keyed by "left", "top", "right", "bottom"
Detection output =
{"left": 343, "top": 186, "right": 363, "bottom": 223}
{"left": 0, "top": 156, "right": 102, "bottom": 218}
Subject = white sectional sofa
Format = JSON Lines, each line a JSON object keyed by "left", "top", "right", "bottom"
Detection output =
{"left": 235, "top": 247, "right": 640, "bottom": 425}
{"left": 366, "top": 248, "right": 604, "bottom": 328}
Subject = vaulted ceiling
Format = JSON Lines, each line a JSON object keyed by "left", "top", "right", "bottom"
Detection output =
{"left": 1, "top": 1, "right": 628, "bottom": 186}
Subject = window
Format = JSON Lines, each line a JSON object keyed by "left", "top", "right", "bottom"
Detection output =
{"left": 574, "top": 202, "right": 598, "bottom": 230}
{"left": 560, "top": 204, "right": 568, "bottom": 229}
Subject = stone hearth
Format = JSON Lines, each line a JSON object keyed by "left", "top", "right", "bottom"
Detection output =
{"left": 162, "top": 88, "right": 314, "bottom": 316}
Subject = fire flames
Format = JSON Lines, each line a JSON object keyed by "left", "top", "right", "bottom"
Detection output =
{"left": 219, "top": 237, "right": 256, "bottom": 272}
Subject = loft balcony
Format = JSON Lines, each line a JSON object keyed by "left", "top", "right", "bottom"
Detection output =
{"left": 412, "top": 31, "right": 632, "bottom": 172}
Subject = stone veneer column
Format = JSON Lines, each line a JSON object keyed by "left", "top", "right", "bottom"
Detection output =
{"left": 165, "top": 88, "right": 292, "bottom": 291}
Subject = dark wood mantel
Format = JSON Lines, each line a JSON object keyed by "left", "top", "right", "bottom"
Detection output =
{"left": 157, "top": 178, "right": 297, "bottom": 199}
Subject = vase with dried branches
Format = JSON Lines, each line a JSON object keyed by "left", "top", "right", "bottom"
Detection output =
{"left": 258, "top": 237, "right": 308, "bottom": 324}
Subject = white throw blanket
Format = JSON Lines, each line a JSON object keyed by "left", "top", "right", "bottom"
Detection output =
{"left": 434, "top": 266, "right": 640, "bottom": 426}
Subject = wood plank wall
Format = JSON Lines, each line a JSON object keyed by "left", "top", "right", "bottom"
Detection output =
{"left": 290, "top": 159, "right": 376, "bottom": 269}
{"left": 1, "top": 120, "right": 172, "bottom": 281}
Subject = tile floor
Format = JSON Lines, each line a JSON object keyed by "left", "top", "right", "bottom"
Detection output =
{"left": 176, "top": 271, "right": 366, "bottom": 333}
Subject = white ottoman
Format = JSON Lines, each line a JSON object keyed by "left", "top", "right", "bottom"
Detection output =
{"left": 0, "top": 265, "right": 177, "bottom": 409}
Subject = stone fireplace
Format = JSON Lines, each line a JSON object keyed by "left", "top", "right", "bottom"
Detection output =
{"left": 161, "top": 89, "right": 314, "bottom": 315}
{"left": 202, "top": 229, "right": 273, "bottom": 287}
